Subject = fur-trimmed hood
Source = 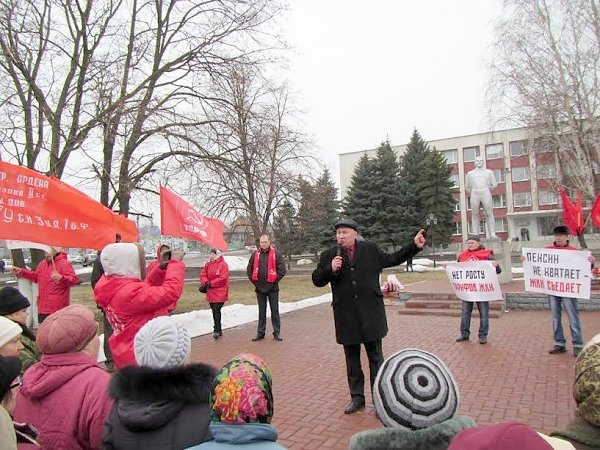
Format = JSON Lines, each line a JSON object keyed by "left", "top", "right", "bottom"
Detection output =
{"left": 109, "top": 362, "right": 217, "bottom": 431}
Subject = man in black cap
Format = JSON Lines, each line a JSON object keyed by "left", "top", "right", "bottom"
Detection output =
{"left": 312, "top": 218, "right": 426, "bottom": 414}
{"left": 545, "top": 225, "right": 595, "bottom": 357}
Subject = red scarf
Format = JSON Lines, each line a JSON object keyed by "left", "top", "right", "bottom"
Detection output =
{"left": 251, "top": 247, "right": 278, "bottom": 282}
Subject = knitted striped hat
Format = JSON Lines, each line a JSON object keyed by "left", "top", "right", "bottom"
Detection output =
{"left": 134, "top": 316, "right": 191, "bottom": 369}
{"left": 374, "top": 348, "right": 459, "bottom": 430}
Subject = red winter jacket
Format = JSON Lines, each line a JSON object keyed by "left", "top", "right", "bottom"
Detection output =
{"left": 200, "top": 255, "right": 229, "bottom": 303}
{"left": 18, "top": 252, "right": 79, "bottom": 314}
{"left": 146, "top": 245, "right": 178, "bottom": 311}
{"left": 93, "top": 260, "right": 185, "bottom": 368}
{"left": 14, "top": 352, "right": 113, "bottom": 450}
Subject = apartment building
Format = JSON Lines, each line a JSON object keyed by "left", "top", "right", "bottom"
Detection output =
{"left": 339, "top": 127, "right": 596, "bottom": 244}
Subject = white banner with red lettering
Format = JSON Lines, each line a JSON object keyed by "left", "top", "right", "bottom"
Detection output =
{"left": 446, "top": 261, "right": 503, "bottom": 302}
{"left": 522, "top": 248, "right": 592, "bottom": 299}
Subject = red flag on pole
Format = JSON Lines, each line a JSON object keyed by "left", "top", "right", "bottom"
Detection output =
{"left": 160, "top": 186, "right": 227, "bottom": 251}
{"left": 559, "top": 189, "right": 584, "bottom": 236}
{"left": 0, "top": 161, "right": 117, "bottom": 249}
{"left": 590, "top": 192, "right": 600, "bottom": 229}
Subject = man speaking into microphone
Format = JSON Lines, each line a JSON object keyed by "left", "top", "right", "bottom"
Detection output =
{"left": 312, "top": 218, "right": 426, "bottom": 414}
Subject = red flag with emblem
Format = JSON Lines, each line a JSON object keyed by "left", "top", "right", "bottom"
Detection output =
{"left": 559, "top": 189, "right": 584, "bottom": 236}
{"left": 160, "top": 186, "right": 227, "bottom": 251}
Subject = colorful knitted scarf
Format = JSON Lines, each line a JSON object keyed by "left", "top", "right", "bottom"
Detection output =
{"left": 210, "top": 353, "right": 273, "bottom": 424}
{"left": 574, "top": 343, "right": 600, "bottom": 426}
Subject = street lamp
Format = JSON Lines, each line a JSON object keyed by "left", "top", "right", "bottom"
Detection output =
{"left": 426, "top": 213, "right": 438, "bottom": 268}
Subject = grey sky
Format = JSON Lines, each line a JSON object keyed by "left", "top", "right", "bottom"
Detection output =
{"left": 284, "top": 0, "right": 503, "bottom": 172}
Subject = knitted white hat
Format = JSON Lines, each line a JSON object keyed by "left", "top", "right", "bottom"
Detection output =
{"left": 134, "top": 316, "right": 191, "bottom": 369}
{"left": 0, "top": 316, "right": 22, "bottom": 349}
{"left": 374, "top": 348, "right": 459, "bottom": 430}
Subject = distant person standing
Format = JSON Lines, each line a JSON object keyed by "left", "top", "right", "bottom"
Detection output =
{"left": 455, "top": 235, "right": 501, "bottom": 345}
{"left": 200, "top": 249, "right": 229, "bottom": 340}
{"left": 406, "top": 256, "right": 414, "bottom": 272}
{"left": 0, "top": 260, "right": 5, "bottom": 274}
{"left": 312, "top": 218, "right": 425, "bottom": 414}
{"left": 546, "top": 225, "right": 594, "bottom": 357}
{"left": 12, "top": 247, "right": 79, "bottom": 324}
{"left": 247, "top": 234, "right": 286, "bottom": 342}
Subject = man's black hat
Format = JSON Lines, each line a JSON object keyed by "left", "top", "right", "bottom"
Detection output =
{"left": 553, "top": 225, "right": 569, "bottom": 235}
{"left": 0, "top": 287, "right": 31, "bottom": 316}
{"left": 334, "top": 218, "right": 358, "bottom": 231}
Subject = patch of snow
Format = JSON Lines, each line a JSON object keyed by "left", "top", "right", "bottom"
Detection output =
{"left": 296, "top": 259, "right": 312, "bottom": 265}
{"left": 222, "top": 255, "right": 249, "bottom": 271}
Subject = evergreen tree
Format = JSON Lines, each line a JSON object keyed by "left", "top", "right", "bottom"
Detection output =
{"left": 272, "top": 200, "right": 299, "bottom": 267}
{"left": 398, "top": 129, "right": 431, "bottom": 237}
{"left": 417, "top": 147, "right": 455, "bottom": 249}
{"left": 342, "top": 153, "right": 379, "bottom": 237}
{"left": 368, "top": 141, "right": 404, "bottom": 248}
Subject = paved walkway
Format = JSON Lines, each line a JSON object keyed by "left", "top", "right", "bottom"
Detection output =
{"left": 189, "top": 284, "right": 600, "bottom": 450}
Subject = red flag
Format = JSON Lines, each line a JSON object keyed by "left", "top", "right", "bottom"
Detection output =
{"left": 0, "top": 161, "right": 116, "bottom": 249}
{"left": 113, "top": 213, "right": 139, "bottom": 243}
{"left": 559, "top": 189, "right": 584, "bottom": 236}
{"left": 160, "top": 186, "right": 227, "bottom": 251}
{"left": 591, "top": 192, "right": 600, "bottom": 229}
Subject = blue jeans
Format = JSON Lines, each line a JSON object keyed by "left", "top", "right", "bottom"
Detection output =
{"left": 548, "top": 295, "right": 583, "bottom": 348}
{"left": 460, "top": 301, "right": 489, "bottom": 338}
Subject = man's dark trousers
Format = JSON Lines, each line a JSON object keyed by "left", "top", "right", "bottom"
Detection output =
{"left": 256, "top": 290, "right": 280, "bottom": 336}
{"left": 343, "top": 339, "right": 384, "bottom": 400}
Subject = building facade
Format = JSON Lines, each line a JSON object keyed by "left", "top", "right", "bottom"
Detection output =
{"left": 339, "top": 127, "right": 597, "bottom": 244}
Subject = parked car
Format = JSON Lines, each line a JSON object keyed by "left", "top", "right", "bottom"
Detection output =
{"left": 67, "top": 253, "right": 83, "bottom": 265}
{"left": 81, "top": 253, "right": 97, "bottom": 267}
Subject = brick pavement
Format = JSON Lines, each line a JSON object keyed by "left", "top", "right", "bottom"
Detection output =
{"left": 189, "top": 290, "right": 600, "bottom": 450}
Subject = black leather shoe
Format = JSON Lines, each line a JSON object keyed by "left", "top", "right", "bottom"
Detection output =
{"left": 344, "top": 398, "right": 365, "bottom": 414}
{"left": 549, "top": 345, "right": 566, "bottom": 354}
{"left": 213, "top": 332, "right": 220, "bottom": 340}
{"left": 273, "top": 333, "right": 283, "bottom": 341}
{"left": 479, "top": 337, "right": 487, "bottom": 344}
{"left": 455, "top": 336, "right": 469, "bottom": 342}
{"left": 251, "top": 334, "right": 265, "bottom": 342}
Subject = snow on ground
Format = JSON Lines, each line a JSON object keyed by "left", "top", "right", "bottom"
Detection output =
{"left": 222, "top": 255, "right": 248, "bottom": 271}
{"left": 174, "top": 293, "right": 332, "bottom": 339}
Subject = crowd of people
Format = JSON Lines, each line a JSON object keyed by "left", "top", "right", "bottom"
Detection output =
{"left": 0, "top": 219, "right": 596, "bottom": 449}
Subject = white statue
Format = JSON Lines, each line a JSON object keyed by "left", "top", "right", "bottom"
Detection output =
{"left": 465, "top": 156, "right": 498, "bottom": 239}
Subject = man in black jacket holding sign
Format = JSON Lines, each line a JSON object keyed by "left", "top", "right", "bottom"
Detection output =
{"left": 312, "top": 218, "right": 426, "bottom": 414}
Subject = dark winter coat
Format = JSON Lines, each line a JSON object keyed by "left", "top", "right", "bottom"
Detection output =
{"left": 102, "top": 363, "right": 218, "bottom": 450}
{"left": 312, "top": 240, "right": 421, "bottom": 345}
{"left": 246, "top": 247, "right": 286, "bottom": 293}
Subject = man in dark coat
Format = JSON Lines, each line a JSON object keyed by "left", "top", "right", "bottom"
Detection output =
{"left": 246, "top": 234, "right": 287, "bottom": 341}
{"left": 312, "top": 218, "right": 426, "bottom": 414}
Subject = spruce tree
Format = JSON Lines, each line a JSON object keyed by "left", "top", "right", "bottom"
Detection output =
{"left": 342, "top": 153, "right": 378, "bottom": 238}
{"left": 418, "top": 147, "right": 455, "bottom": 249}
{"left": 272, "top": 200, "right": 299, "bottom": 266}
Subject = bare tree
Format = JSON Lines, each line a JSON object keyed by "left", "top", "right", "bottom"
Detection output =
{"left": 0, "top": 0, "right": 286, "bottom": 217}
{"left": 487, "top": 0, "right": 600, "bottom": 201}
{"left": 182, "top": 63, "right": 314, "bottom": 239}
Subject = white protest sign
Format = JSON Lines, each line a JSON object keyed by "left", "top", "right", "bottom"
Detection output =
{"left": 446, "top": 261, "right": 502, "bottom": 302}
{"left": 522, "top": 247, "right": 591, "bottom": 299}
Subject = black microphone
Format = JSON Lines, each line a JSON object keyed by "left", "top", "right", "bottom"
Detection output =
{"left": 336, "top": 244, "right": 342, "bottom": 257}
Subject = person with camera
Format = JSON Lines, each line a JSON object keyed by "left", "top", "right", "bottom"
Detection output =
{"left": 146, "top": 244, "right": 180, "bottom": 314}
{"left": 93, "top": 243, "right": 185, "bottom": 369}
{"left": 199, "top": 249, "right": 229, "bottom": 339}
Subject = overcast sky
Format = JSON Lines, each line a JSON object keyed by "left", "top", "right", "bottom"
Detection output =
{"left": 283, "top": 0, "right": 504, "bottom": 173}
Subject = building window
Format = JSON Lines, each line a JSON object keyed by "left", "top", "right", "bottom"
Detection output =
{"left": 537, "top": 164, "right": 557, "bottom": 179}
{"left": 486, "top": 143, "right": 503, "bottom": 160}
{"left": 468, "top": 221, "right": 486, "bottom": 235}
{"left": 448, "top": 173, "right": 459, "bottom": 187}
{"left": 492, "top": 168, "right": 505, "bottom": 183}
{"left": 494, "top": 218, "right": 508, "bottom": 232}
{"left": 539, "top": 190, "right": 558, "bottom": 205}
{"left": 454, "top": 200, "right": 461, "bottom": 212}
{"left": 514, "top": 192, "right": 532, "bottom": 207}
{"left": 453, "top": 222, "right": 461, "bottom": 235}
{"left": 493, "top": 194, "right": 507, "bottom": 208}
{"left": 442, "top": 149, "right": 458, "bottom": 164}
{"left": 533, "top": 138, "right": 555, "bottom": 154}
{"left": 509, "top": 141, "right": 525, "bottom": 156}
{"left": 463, "top": 146, "right": 480, "bottom": 162}
{"left": 511, "top": 166, "right": 530, "bottom": 182}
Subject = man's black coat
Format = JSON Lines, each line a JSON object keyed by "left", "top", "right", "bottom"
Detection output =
{"left": 312, "top": 240, "right": 420, "bottom": 345}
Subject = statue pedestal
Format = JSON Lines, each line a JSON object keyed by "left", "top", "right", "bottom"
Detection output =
{"left": 482, "top": 239, "right": 512, "bottom": 284}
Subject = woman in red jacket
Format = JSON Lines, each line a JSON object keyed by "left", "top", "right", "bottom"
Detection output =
{"left": 12, "top": 247, "right": 79, "bottom": 324}
{"left": 200, "top": 249, "right": 229, "bottom": 340}
{"left": 455, "top": 235, "right": 501, "bottom": 345}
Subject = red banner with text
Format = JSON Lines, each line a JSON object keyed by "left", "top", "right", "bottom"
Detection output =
{"left": 0, "top": 161, "right": 118, "bottom": 249}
